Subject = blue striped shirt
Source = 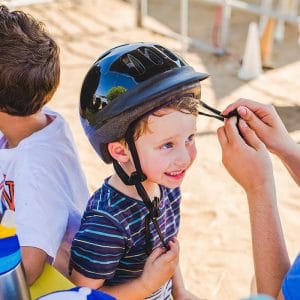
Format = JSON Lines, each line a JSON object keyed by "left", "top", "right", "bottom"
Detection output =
{"left": 70, "top": 178, "right": 181, "bottom": 298}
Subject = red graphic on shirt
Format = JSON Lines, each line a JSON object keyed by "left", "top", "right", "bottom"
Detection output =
{"left": 1, "top": 175, "right": 15, "bottom": 211}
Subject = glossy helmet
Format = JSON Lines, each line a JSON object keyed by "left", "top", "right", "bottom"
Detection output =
{"left": 80, "top": 42, "right": 209, "bottom": 163}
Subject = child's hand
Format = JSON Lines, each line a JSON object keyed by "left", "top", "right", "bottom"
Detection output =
{"left": 139, "top": 237, "right": 179, "bottom": 295}
{"left": 222, "top": 99, "right": 295, "bottom": 158}
{"left": 217, "top": 117, "right": 275, "bottom": 194}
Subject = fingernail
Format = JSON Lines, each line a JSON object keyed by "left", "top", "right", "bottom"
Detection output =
{"left": 237, "top": 106, "right": 247, "bottom": 116}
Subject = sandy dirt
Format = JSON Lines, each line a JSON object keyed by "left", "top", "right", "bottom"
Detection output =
{"left": 7, "top": 0, "right": 300, "bottom": 298}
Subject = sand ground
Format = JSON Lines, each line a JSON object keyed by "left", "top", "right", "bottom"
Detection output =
{"left": 5, "top": 0, "right": 300, "bottom": 298}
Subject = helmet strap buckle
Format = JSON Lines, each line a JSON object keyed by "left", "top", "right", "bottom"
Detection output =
{"left": 128, "top": 171, "right": 147, "bottom": 185}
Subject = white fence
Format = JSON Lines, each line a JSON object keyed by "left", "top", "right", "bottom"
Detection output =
{"left": 134, "top": 0, "right": 300, "bottom": 55}
{"left": 1, "top": 0, "right": 55, "bottom": 8}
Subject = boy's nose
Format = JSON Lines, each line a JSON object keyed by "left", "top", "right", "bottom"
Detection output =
{"left": 174, "top": 147, "right": 191, "bottom": 168}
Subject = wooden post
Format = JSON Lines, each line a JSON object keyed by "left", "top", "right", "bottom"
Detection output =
{"left": 180, "top": 0, "right": 189, "bottom": 51}
{"left": 260, "top": 17, "right": 276, "bottom": 68}
{"left": 135, "top": 0, "right": 143, "bottom": 28}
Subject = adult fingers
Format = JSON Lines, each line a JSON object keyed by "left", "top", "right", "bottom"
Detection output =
{"left": 224, "top": 116, "right": 242, "bottom": 145}
{"left": 222, "top": 98, "right": 255, "bottom": 115}
{"left": 235, "top": 99, "right": 276, "bottom": 123}
{"left": 222, "top": 99, "right": 275, "bottom": 126}
{"left": 217, "top": 126, "right": 228, "bottom": 150}
{"left": 237, "top": 106, "right": 269, "bottom": 133}
{"left": 238, "top": 119, "right": 265, "bottom": 151}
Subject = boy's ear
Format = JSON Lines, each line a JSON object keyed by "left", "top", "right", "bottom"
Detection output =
{"left": 108, "top": 142, "right": 130, "bottom": 163}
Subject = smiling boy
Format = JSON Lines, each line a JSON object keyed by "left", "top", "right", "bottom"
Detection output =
{"left": 69, "top": 43, "right": 207, "bottom": 299}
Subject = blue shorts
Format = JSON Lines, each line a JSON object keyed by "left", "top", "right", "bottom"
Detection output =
{"left": 282, "top": 254, "right": 300, "bottom": 300}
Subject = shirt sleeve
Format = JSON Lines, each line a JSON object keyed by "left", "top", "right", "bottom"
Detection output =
{"left": 282, "top": 253, "right": 300, "bottom": 300}
{"left": 70, "top": 210, "right": 126, "bottom": 280}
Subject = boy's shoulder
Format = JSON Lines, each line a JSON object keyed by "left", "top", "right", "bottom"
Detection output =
{"left": 88, "top": 179, "right": 145, "bottom": 212}
{"left": 21, "top": 109, "right": 70, "bottom": 148}
{"left": 160, "top": 185, "right": 181, "bottom": 202}
{"left": 1, "top": 109, "right": 77, "bottom": 170}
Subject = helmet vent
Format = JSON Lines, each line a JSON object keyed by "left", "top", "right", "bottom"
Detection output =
{"left": 154, "top": 45, "right": 180, "bottom": 63}
{"left": 122, "top": 54, "right": 145, "bottom": 75}
{"left": 140, "top": 48, "right": 163, "bottom": 65}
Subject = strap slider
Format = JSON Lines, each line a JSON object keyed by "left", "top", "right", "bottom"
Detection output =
{"left": 128, "top": 171, "right": 147, "bottom": 185}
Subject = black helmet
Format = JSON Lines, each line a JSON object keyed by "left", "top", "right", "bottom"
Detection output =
{"left": 80, "top": 42, "right": 209, "bottom": 163}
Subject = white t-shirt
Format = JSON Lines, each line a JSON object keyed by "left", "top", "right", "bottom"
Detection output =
{"left": 0, "top": 108, "right": 89, "bottom": 277}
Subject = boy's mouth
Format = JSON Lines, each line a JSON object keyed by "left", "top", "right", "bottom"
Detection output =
{"left": 165, "top": 170, "right": 185, "bottom": 179}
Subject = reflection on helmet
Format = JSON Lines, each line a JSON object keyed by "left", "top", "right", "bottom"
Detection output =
{"left": 79, "top": 42, "right": 209, "bottom": 163}
{"left": 107, "top": 86, "right": 127, "bottom": 103}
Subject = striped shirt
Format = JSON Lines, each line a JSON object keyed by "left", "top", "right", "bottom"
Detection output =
{"left": 70, "top": 178, "right": 181, "bottom": 299}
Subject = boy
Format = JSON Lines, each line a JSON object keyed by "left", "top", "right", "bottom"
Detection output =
{"left": 0, "top": 5, "right": 89, "bottom": 284}
{"left": 218, "top": 99, "right": 300, "bottom": 299}
{"left": 69, "top": 43, "right": 208, "bottom": 299}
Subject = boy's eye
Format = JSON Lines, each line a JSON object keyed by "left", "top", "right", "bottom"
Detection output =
{"left": 186, "top": 134, "right": 195, "bottom": 144}
{"left": 161, "top": 142, "right": 173, "bottom": 150}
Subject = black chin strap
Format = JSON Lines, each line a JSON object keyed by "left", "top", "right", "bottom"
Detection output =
{"left": 113, "top": 122, "right": 169, "bottom": 255}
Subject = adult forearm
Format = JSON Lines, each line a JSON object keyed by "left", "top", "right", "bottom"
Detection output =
{"left": 278, "top": 142, "right": 300, "bottom": 186}
{"left": 246, "top": 186, "right": 290, "bottom": 297}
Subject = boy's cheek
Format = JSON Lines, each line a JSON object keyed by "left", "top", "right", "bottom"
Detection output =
{"left": 190, "top": 146, "right": 197, "bottom": 163}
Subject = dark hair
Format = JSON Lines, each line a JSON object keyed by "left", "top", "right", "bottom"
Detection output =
{"left": 0, "top": 5, "right": 60, "bottom": 116}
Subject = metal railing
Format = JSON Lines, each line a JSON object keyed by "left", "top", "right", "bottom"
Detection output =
{"left": 133, "top": 0, "right": 300, "bottom": 55}
{"left": 1, "top": 0, "right": 55, "bottom": 8}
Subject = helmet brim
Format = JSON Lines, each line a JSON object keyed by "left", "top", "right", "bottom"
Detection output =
{"left": 98, "top": 66, "right": 208, "bottom": 124}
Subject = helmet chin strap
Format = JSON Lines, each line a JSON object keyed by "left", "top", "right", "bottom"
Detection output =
{"left": 112, "top": 122, "right": 169, "bottom": 255}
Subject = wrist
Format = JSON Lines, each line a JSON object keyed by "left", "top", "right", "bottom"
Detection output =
{"left": 245, "top": 178, "right": 276, "bottom": 199}
{"left": 136, "top": 276, "right": 153, "bottom": 297}
{"left": 279, "top": 141, "right": 300, "bottom": 162}
{"left": 273, "top": 136, "right": 298, "bottom": 160}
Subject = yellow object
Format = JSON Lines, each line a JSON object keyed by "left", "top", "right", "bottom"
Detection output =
{"left": 30, "top": 263, "right": 74, "bottom": 299}
{"left": 0, "top": 224, "right": 16, "bottom": 238}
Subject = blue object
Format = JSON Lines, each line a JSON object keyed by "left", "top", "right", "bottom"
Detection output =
{"left": 0, "top": 231, "right": 31, "bottom": 300}
{"left": 0, "top": 235, "right": 21, "bottom": 275}
{"left": 282, "top": 253, "right": 300, "bottom": 300}
{"left": 38, "top": 286, "right": 116, "bottom": 300}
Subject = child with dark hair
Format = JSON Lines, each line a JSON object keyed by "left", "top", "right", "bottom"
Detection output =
{"left": 0, "top": 5, "right": 89, "bottom": 285}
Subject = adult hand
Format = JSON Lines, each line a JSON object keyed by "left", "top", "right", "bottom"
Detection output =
{"left": 222, "top": 99, "right": 294, "bottom": 158}
{"left": 217, "top": 117, "right": 274, "bottom": 194}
